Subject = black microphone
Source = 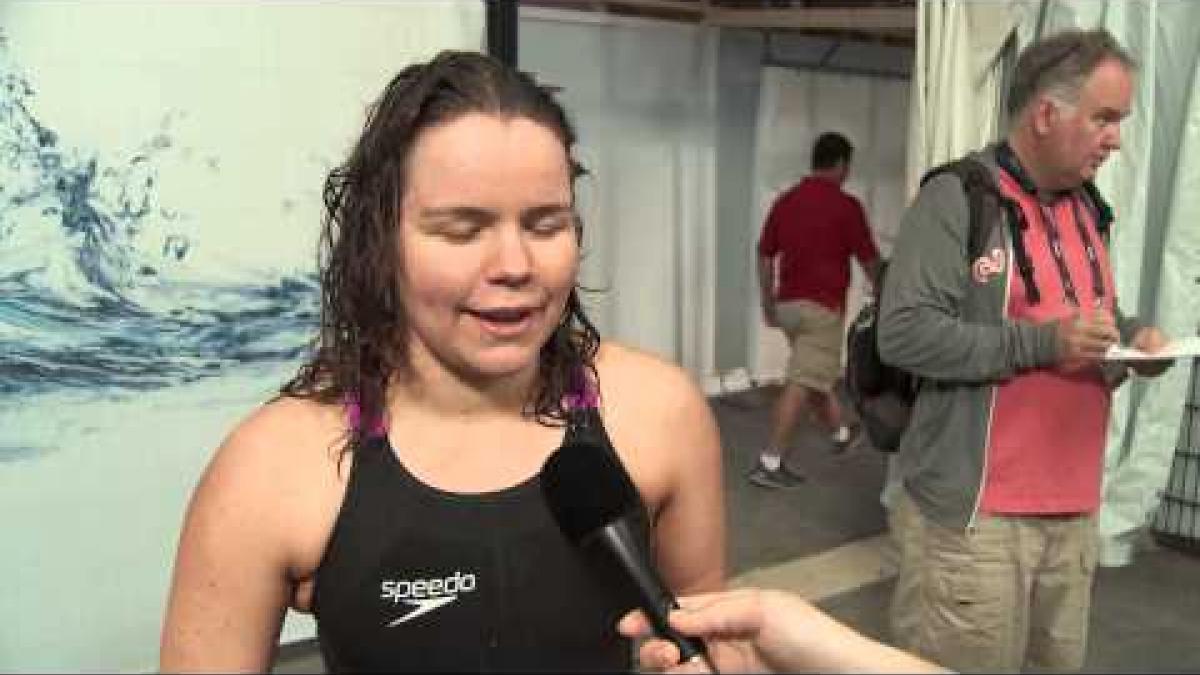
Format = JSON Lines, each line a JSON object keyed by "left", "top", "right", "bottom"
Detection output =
{"left": 541, "top": 439, "right": 711, "bottom": 667}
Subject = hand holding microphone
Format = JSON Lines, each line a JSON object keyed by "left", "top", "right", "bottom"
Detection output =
{"left": 619, "top": 588, "right": 951, "bottom": 674}
{"left": 541, "top": 439, "right": 715, "bottom": 672}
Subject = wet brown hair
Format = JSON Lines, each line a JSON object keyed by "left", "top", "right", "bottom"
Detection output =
{"left": 280, "top": 50, "right": 599, "bottom": 451}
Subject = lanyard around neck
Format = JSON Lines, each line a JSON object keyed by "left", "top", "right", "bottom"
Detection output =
{"left": 1036, "top": 198, "right": 1105, "bottom": 309}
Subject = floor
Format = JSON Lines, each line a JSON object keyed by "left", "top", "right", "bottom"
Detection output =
{"left": 273, "top": 385, "right": 1200, "bottom": 673}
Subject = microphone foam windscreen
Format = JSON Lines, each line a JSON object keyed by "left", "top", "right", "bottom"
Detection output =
{"left": 541, "top": 439, "right": 640, "bottom": 544}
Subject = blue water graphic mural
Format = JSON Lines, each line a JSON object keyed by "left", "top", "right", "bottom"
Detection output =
{"left": 0, "top": 7, "right": 483, "bottom": 670}
{"left": 0, "top": 38, "right": 320, "bottom": 397}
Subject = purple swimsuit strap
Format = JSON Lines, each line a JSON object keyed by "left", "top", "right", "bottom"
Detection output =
{"left": 344, "top": 395, "right": 387, "bottom": 437}
{"left": 564, "top": 367, "right": 600, "bottom": 410}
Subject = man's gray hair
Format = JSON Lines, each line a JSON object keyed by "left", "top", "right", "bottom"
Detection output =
{"left": 1007, "top": 28, "right": 1137, "bottom": 118}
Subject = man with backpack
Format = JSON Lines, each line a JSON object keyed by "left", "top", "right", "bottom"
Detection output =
{"left": 877, "top": 29, "right": 1173, "bottom": 672}
{"left": 751, "top": 132, "right": 881, "bottom": 489}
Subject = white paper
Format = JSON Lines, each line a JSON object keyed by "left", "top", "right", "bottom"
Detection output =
{"left": 1105, "top": 335, "right": 1200, "bottom": 361}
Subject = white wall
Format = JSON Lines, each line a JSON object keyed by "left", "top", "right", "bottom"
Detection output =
{"left": 520, "top": 8, "right": 719, "bottom": 380}
{"left": 714, "top": 29, "right": 768, "bottom": 377}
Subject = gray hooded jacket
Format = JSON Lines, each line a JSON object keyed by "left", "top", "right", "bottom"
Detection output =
{"left": 877, "top": 144, "right": 1142, "bottom": 530}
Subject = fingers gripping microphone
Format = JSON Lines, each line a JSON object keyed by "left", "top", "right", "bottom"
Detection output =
{"left": 541, "top": 440, "right": 708, "bottom": 664}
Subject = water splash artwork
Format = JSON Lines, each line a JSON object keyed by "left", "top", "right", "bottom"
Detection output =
{"left": 0, "top": 42, "right": 319, "bottom": 396}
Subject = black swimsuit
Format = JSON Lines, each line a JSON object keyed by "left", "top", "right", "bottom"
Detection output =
{"left": 312, "top": 406, "right": 649, "bottom": 673}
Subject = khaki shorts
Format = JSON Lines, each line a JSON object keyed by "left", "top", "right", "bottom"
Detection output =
{"left": 889, "top": 490, "right": 1098, "bottom": 673}
{"left": 776, "top": 299, "right": 843, "bottom": 393}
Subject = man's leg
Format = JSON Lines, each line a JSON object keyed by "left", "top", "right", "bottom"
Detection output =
{"left": 768, "top": 382, "right": 810, "bottom": 454}
{"left": 812, "top": 390, "right": 840, "bottom": 429}
{"left": 896, "top": 490, "right": 1030, "bottom": 672}
{"left": 795, "top": 300, "right": 854, "bottom": 451}
{"left": 750, "top": 382, "right": 810, "bottom": 488}
{"left": 813, "top": 390, "right": 856, "bottom": 450}
{"left": 888, "top": 485, "right": 924, "bottom": 650}
{"left": 1024, "top": 515, "right": 1097, "bottom": 672}
{"left": 750, "top": 300, "right": 814, "bottom": 489}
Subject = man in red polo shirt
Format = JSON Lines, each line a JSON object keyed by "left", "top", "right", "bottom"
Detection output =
{"left": 751, "top": 132, "right": 881, "bottom": 489}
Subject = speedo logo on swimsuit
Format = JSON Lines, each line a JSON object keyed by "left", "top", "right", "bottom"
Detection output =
{"left": 380, "top": 570, "right": 477, "bottom": 627}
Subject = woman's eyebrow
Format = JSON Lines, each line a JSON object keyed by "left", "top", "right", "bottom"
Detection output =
{"left": 522, "top": 204, "right": 573, "bottom": 221}
{"left": 419, "top": 206, "right": 495, "bottom": 224}
{"left": 420, "top": 203, "right": 572, "bottom": 222}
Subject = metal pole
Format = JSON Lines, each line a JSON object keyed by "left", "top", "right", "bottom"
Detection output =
{"left": 486, "top": 0, "right": 518, "bottom": 67}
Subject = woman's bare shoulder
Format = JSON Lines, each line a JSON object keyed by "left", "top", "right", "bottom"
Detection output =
{"left": 591, "top": 341, "right": 719, "bottom": 472}
{"left": 180, "top": 396, "right": 352, "bottom": 571}
{"left": 231, "top": 395, "right": 345, "bottom": 445}
{"left": 590, "top": 347, "right": 726, "bottom": 593}
{"left": 162, "top": 396, "right": 351, "bottom": 668}
{"left": 594, "top": 341, "right": 707, "bottom": 417}
{"left": 199, "top": 396, "right": 349, "bottom": 499}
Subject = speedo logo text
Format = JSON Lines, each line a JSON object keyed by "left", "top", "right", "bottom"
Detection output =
{"left": 380, "top": 570, "right": 477, "bottom": 627}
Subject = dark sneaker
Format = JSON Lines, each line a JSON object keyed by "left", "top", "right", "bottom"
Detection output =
{"left": 748, "top": 464, "right": 806, "bottom": 489}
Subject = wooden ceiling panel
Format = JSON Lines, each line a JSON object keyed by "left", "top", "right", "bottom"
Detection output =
{"left": 519, "top": 0, "right": 915, "bottom": 45}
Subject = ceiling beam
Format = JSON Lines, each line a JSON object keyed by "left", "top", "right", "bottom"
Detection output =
{"left": 598, "top": 0, "right": 705, "bottom": 17}
{"left": 520, "top": 1, "right": 916, "bottom": 37}
{"left": 706, "top": 7, "right": 914, "bottom": 32}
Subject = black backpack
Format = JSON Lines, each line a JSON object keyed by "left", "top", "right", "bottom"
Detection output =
{"left": 845, "top": 159, "right": 1003, "bottom": 452}
{"left": 843, "top": 156, "right": 1113, "bottom": 452}
{"left": 845, "top": 262, "right": 917, "bottom": 453}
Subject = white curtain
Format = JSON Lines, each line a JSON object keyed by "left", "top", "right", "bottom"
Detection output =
{"left": 519, "top": 8, "right": 719, "bottom": 381}
{"left": 0, "top": 2, "right": 482, "bottom": 670}
{"left": 906, "top": 0, "right": 1026, "bottom": 198}
{"left": 749, "top": 67, "right": 909, "bottom": 383}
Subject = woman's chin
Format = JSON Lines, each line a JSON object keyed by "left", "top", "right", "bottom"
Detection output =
{"left": 462, "top": 348, "right": 542, "bottom": 381}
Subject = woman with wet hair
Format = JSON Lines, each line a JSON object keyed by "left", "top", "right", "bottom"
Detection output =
{"left": 159, "top": 51, "right": 725, "bottom": 672}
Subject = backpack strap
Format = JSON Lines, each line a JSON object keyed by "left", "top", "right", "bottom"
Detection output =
{"left": 1079, "top": 180, "right": 1114, "bottom": 244}
{"left": 920, "top": 157, "right": 1041, "bottom": 304}
{"left": 999, "top": 198, "right": 1041, "bottom": 305}
{"left": 920, "top": 159, "right": 993, "bottom": 260}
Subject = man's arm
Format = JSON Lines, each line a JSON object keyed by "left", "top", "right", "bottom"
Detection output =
{"left": 877, "top": 174, "right": 1061, "bottom": 383}
{"left": 758, "top": 255, "right": 778, "bottom": 328}
{"left": 847, "top": 199, "right": 883, "bottom": 291}
{"left": 863, "top": 257, "right": 883, "bottom": 292}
